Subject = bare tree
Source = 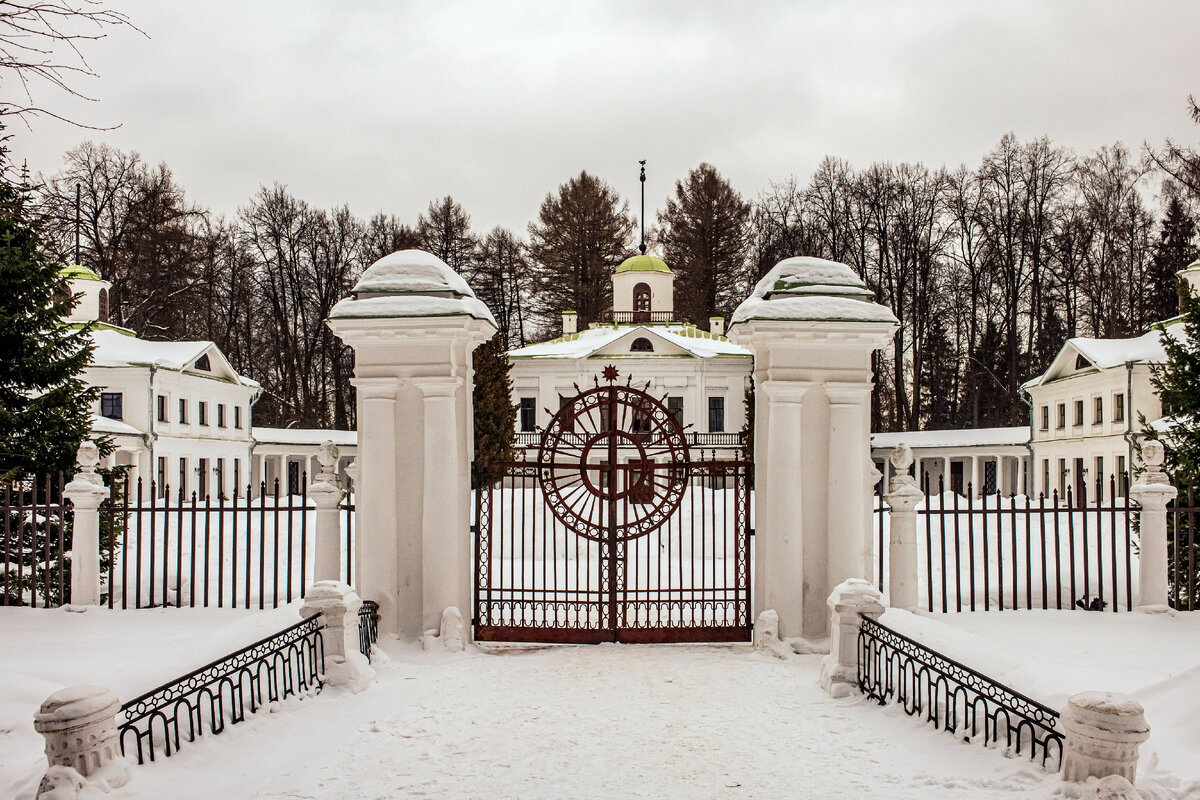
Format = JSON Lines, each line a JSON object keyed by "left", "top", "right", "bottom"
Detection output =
{"left": 0, "top": 0, "right": 143, "bottom": 127}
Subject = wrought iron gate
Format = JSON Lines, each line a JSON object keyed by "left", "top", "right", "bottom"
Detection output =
{"left": 473, "top": 368, "right": 752, "bottom": 644}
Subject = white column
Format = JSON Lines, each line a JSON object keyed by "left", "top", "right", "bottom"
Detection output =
{"left": 300, "top": 580, "right": 373, "bottom": 689}
{"left": 758, "top": 381, "right": 808, "bottom": 639}
{"left": 884, "top": 444, "right": 924, "bottom": 611}
{"left": 415, "top": 377, "right": 468, "bottom": 635}
{"left": 309, "top": 442, "right": 343, "bottom": 583}
{"left": 1016, "top": 454, "right": 1026, "bottom": 498}
{"left": 34, "top": 685, "right": 130, "bottom": 788}
{"left": 827, "top": 385, "right": 871, "bottom": 588}
{"left": 355, "top": 382, "right": 401, "bottom": 634}
{"left": 1129, "top": 441, "right": 1176, "bottom": 610}
{"left": 942, "top": 456, "right": 950, "bottom": 493}
{"left": 913, "top": 457, "right": 923, "bottom": 490}
{"left": 819, "top": 579, "right": 884, "bottom": 698}
{"left": 1061, "top": 692, "right": 1150, "bottom": 786}
{"left": 62, "top": 442, "right": 107, "bottom": 606}
{"left": 971, "top": 455, "right": 980, "bottom": 497}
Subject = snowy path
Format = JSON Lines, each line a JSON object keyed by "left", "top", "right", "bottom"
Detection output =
{"left": 116, "top": 642, "right": 1055, "bottom": 800}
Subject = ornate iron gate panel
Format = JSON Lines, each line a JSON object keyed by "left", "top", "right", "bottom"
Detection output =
{"left": 473, "top": 369, "right": 752, "bottom": 644}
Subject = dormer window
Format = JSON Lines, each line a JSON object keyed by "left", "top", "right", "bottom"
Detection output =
{"left": 633, "top": 283, "right": 651, "bottom": 312}
{"left": 98, "top": 288, "right": 109, "bottom": 323}
{"left": 1075, "top": 354, "right": 1089, "bottom": 370}
{"left": 194, "top": 354, "right": 211, "bottom": 371}
{"left": 631, "top": 337, "right": 654, "bottom": 352}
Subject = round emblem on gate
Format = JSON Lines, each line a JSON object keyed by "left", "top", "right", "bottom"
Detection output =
{"left": 538, "top": 369, "right": 691, "bottom": 542}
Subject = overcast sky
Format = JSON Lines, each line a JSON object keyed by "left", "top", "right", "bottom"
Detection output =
{"left": 10, "top": 1, "right": 1200, "bottom": 236}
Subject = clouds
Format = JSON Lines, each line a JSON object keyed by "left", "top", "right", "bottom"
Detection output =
{"left": 11, "top": 0, "right": 1200, "bottom": 235}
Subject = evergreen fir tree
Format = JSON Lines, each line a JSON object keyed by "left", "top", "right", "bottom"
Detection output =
{"left": 0, "top": 146, "right": 96, "bottom": 479}
{"left": 1146, "top": 285, "right": 1200, "bottom": 485}
{"left": 472, "top": 333, "right": 516, "bottom": 485}
{"left": 1148, "top": 195, "right": 1198, "bottom": 322}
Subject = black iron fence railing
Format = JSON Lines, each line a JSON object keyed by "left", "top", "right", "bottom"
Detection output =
{"left": 359, "top": 599, "right": 379, "bottom": 662}
{"left": 96, "top": 476, "right": 357, "bottom": 610}
{"left": 118, "top": 615, "right": 324, "bottom": 764}
{"left": 514, "top": 431, "right": 744, "bottom": 449}
{"left": 2, "top": 474, "right": 70, "bottom": 607}
{"left": 874, "top": 475, "right": 1141, "bottom": 613}
{"left": 1170, "top": 486, "right": 1198, "bottom": 612}
{"left": 858, "top": 613, "right": 1064, "bottom": 770}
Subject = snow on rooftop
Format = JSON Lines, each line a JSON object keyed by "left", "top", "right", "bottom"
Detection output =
{"left": 871, "top": 426, "right": 1030, "bottom": 450}
{"left": 329, "top": 295, "right": 496, "bottom": 324}
{"left": 350, "top": 249, "right": 474, "bottom": 297}
{"left": 253, "top": 427, "right": 357, "bottom": 447}
{"left": 89, "top": 413, "right": 143, "bottom": 437}
{"left": 86, "top": 330, "right": 260, "bottom": 388}
{"left": 509, "top": 324, "right": 750, "bottom": 359}
{"left": 1071, "top": 329, "right": 1174, "bottom": 369}
{"left": 732, "top": 257, "right": 897, "bottom": 326}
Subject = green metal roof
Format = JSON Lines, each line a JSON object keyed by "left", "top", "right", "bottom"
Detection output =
{"left": 60, "top": 264, "right": 102, "bottom": 281}
{"left": 615, "top": 255, "right": 671, "bottom": 274}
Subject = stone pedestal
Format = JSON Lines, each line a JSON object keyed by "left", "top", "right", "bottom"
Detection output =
{"left": 309, "top": 441, "right": 343, "bottom": 583}
{"left": 327, "top": 250, "right": 496, "bottom": 640}
{"left": 1060, "top": 692, "right": 1150, "bottom": 785}
{"left": 884, "top": 444, "right": 924, "bottom": 611}
{"left": 729, "top": 257, "right": 897, "bottom": 638}
{"left": 1128, "top": 441, "right": 1176, "bottom": 610}
{"left": 33, "top": 685, "right": 130, "bottom": 795}
{"left": 300, "top": 580, "right": 374, "bottom": 690}
{"left": 819, "top": 578, "right": 884, "bottom": 698}
{"left": 62, "top": 442, "right": 108, "bottom": 606}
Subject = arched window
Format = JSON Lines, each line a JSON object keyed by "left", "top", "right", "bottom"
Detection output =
{"left": 633, "top": 282, "right": 651, "bottom": 312}
{"left": 631, "top": 337, "right": 653, "bottom": 352}
{"left": 97, "top": 288, "right": 109, "bottom": 322}
{"left": 194, "top": 354, "right": 211, "bottom": 371}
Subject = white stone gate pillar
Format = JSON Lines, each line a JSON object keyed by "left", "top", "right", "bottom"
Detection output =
{"left": 729, "top": 257, "right": 897, "bottom": 638}
{"left": 1129, "top": 440, "right": 1176, "bottom": 611}
{"left": 327, "top": 250, "right": 496, "bottom": 640}
{"left": 62, "top": 442, "right": 107, "bottom": 606}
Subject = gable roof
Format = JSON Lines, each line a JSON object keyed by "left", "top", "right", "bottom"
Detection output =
{"left": 509, "top": 323, "right": 750, "bottom": 360}
{"left": 1025, "top": 325, "right": 1187, "bottom": 388}
{"left": 87, "top": 329, "right": 260, "bottom": 388}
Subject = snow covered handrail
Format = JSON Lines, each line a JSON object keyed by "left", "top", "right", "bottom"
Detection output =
{"left": 117, "top": 615, "right": 324, "bottom": 765}
{"left": 857, "top": 613, "right": 1064, "bottom": 770}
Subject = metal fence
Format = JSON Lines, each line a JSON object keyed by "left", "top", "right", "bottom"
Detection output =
{"left": 358, "top": 599, "right": 379, "bottom": 662}
{"left": 1170, "top": 486, "right": 1199, "bottom": 611}
{"left": 99, "top": 477, "right": 356, "bottom": 610}
{"left": 858, "top": 613, "right": 1064, "bottom": 770}
{"left": 118, "top": 615, "right": 324, "bottom": 764}
{"left": 2, "top": 474, "right": 70, "bottom": 607}
{"left": 874, "top": 476, "right": 1138, "bottom": 613}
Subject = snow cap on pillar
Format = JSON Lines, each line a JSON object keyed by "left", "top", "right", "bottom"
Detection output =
{"left": 329, "top": 249, "right": 497, "bottom": 326}
{"left": 730, "top": 257, "right": 898, "bottom": 326}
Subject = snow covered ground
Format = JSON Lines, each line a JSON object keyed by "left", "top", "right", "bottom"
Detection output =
{"left": 3, "top": 604, "right": 1199, "bottom": 799}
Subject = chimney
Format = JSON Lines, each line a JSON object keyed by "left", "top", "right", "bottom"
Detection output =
{"left": 709, "top": 316, "right": 725, "bottom": 337}
{"left": 562, "top": 310, "right": 577, "bottom": 336}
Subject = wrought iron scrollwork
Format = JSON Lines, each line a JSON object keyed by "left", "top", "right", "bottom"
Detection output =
{"left": 858, "top": 613, "right": 1064, "bottom": 770}
{"left": 359, "top": 599, "right": 380, "bottom": 662}
{"left": 118, "top": 616, "right": 324, "bottom": 764}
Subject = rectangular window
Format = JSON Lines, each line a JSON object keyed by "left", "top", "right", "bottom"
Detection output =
{"left": 1095, "top": 456, "right": 1104, "bottom": 502}
{"left": 235, "top": 406, "right": 243, "bottom": 429}
{"left": 157, "top": 457, "right": 167, "bottom": 498}
{"left": 179, "top": 398, "right": 188, "bottom": 424}
{"left": 1042, "top": 459, "right": 1049, "bottom": 498}
{"left": 1056, "top": 403, "right": 1066, "bottom": 429}
{"left": 178, "top": 457, "right": 188, "bottom": 499}
{"left": 217, "top": 404, "right": 226, "bottom": 428}
{"left": 1073, "top": 399, "right": 1084, "bottom": 426}
{"left": 100, "top": 392, "right": 123, "bottom": 420}
{"left": 668, "top": 396, "right": 684, "bottom": 428}
{"left": 216, "top": 458, "right": 225, "bottom": 498}
{"left": 1093, "top": 396, "right": 1103, "bottom": 425}
{"left": 519, "top": 397, "right": 536, "bottom": 432}
{"left": 708, "top": 396, "right": 725, "bottom": 433}
{"left": 233, "top": 458, "right": 241, "bottom": 499}
{"left": 1040, "top": 405, "right": 1049, "bottom": 431}
{"left": 157, "top": 394, "right": 168, "bottom": 423}
{"left": 1117, "top": 455, "right": 1127, "bottom": 497}
{"left": 198, "top": 457, "right": 209, "bottom": 498}
{"left": 1113, "top": 393, "right": 1125, "bottom": 423}
{"left": 198, "top": 401, "right": 208, "bottom": 426}
{"left": 558, "top": 395, "right": 575, "bottom": 433}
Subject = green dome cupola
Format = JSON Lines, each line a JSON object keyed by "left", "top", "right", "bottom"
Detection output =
{"left": 615, "top": 254, "right": 672, "bottom": 274}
